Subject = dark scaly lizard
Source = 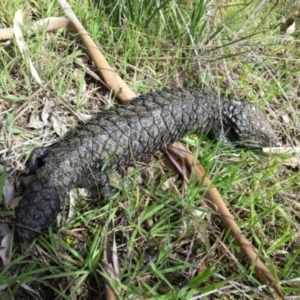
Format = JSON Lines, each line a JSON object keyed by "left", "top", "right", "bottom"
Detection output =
{"left": 14, "top": 87, "right": 279, "bottom": 240}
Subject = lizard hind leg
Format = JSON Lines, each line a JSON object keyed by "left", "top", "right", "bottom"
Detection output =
{"left": 24, "top": 147, "right": 52, "bottom": 174}
{"left": 82, "top": 169, "right": 118, "bottom": 200}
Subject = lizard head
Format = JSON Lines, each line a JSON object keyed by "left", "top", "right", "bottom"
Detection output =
{"left": 222, "top": 100, "right": 280, "bottom": 148}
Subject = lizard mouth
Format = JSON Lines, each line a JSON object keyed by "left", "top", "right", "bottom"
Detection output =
{"left": 225, "top": 128, "right": 281, "bottom": 149}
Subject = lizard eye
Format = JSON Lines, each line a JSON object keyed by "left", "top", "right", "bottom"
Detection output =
{"left": 259, "top": 134, "right": 265, "bottom": 139}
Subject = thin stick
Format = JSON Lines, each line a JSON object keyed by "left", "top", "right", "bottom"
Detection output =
{"left": 57, "top": 0, "right": 136, "bottom": 102}
{"left": 0, "top": 17, "right": 75, "bottom": 41}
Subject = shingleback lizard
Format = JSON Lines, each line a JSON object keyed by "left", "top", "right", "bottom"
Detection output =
{"left": 14, "top": 87, "right": 279, "bottom": 241}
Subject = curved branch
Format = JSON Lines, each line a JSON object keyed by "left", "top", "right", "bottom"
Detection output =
{"left": 0, "top": 17, "right": 75, "bottom": 41}
{"left": 58, "top": 0, "right": 136, "bottom": 102}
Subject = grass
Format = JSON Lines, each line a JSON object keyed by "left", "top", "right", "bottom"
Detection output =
{"left": 0, "top": 0, "right": 300, "bottom": 298}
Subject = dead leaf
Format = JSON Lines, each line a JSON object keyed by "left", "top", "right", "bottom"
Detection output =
{"left": 281, "top": 17, "right": 296, "bottom": 35}
{"left": 286, "top": 22, "right": 296, "bottom": 35}
{"left": 2, "top": 179, "right": 14, "bottom": 207}
{"left": 66, "top": 189, "right": 77, "bottom": 223}
{"left": 41, "top": 101, "right": 50, "bottom": 125}
{"left": 8, "top": 196, "right": 22, "bottom": 209}
{"left": 51, "top": 115, "right": 67, "bottom": 137}
{"left": 160, "top": 176, "right": 177, "bottom": 192}
{"left": 0, "top": 165, "right": 14, "bottom": 207}
{"left": 282, "top": 156, "right": 300, "bottom": 168}
{"left": 283, "top": 17, "right": 295, "bottom": 28}
{"left": 281, "top": 113, "right": 290, "bottom": 124}
{"left": 73, "top": 69, "right": 87, "bottom": 94}
{"left": 0, "top": 223, "right": 12, "bottom": 266}
{"left": 26, "top": 114, "right": 44, "bottom": 129}
{"left": 76, "top": 112, "right": 92, "bottom": 122}
{"left": 141, "top": 166, "right": 154, "bottom": 184}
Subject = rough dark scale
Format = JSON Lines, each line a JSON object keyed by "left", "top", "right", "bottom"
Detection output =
{"left": 15, "top": 87, "right": 279, "bottom": 241}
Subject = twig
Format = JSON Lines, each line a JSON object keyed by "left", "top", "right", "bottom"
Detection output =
{"left": 57, "top": 0, "right": 136, "bottom": 102}
{"left": 0, "top": 17, "right": 75, "bottom": 41}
